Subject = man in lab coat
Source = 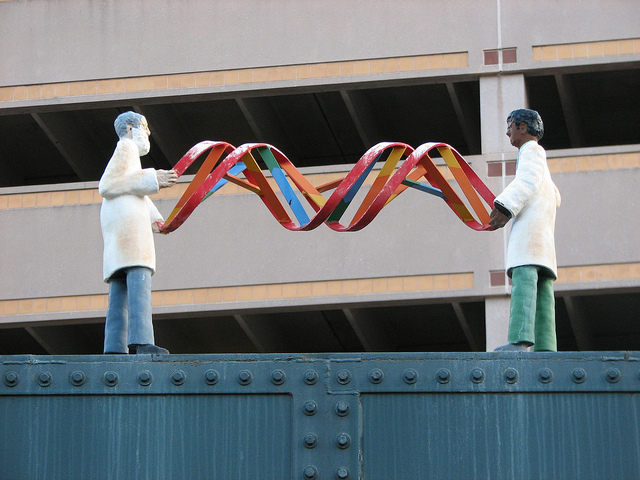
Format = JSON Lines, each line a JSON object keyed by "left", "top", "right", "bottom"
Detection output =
{"left": 488, "top": 109, "right": 561, "bottom": 352}
{"left": 99, "top": 111, "right": 177, "bottom": 354}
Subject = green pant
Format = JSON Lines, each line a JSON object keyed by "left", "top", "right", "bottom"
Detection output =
{"left": 508, "top": 265, "right": 557, "bottom": 352}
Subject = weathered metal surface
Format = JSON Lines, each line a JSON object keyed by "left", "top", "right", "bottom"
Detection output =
{"left": 1, "top": 352, "right": 639, "bottom": 479}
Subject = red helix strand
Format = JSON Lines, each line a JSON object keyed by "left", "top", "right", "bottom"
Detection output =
{"left": 159, "top": 141, "right": 495, "bottom": 233}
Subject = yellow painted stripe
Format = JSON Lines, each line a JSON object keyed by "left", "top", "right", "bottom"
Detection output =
{"left": 0, "top": 52, "right": 469, "bottom": 104}
{"left": 0, "top": 272, "right": 476, "bottom": 318}
{"left": 533, "top": 38, "right": 640, "bottom": 61}
{"left": 3, "top": 261, "right": 640, "bottom": 319}
{"left": 2, "top": 152, "right": 636, "bottom": 211}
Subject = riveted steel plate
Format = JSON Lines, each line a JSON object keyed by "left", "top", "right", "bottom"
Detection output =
{"left": 1, "top": 352, "right": 639, "bottom": 480}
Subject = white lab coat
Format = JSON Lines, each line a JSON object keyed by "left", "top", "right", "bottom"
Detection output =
{"left": 495, "top": 140, "right": 561, "bottom": 278}
{"left": 99, "top": 138, "right": 163, "bottom": 282}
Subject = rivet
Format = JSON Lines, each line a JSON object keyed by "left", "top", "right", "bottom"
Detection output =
{"left": 335, "top": 401, "right": 350, "bottom": 417}
{"left": 302, "top": 400, "right": 318, "bottom": 416}
{"left": 69, "top": 371, "right": 86, "bottom": 387}
{"left": 204, "top": 369, "right": 219, "bottom": 386}
{"left": 605, "top": 368, "right": 621, "bottom": 383}
{"left": 237, "top": 370, "right": 253, "bottom": 386}
{"left": 3, "top": 371, "right": 19, "bottom": 387}
{"left": 368, "top": 368, "right": 384, "bottom": 384}
{"left": 403, "top": 368, "right": 418, "bottom": 384}
{"left": 37, "top": 372, "right": 52, "bottom": 387}
{"left": 538, "top": 368, "right": 553, "bottom": 384}
{"left": 337, "top": 370, "right": 351, "bottom": 385}
{"left": 137, "top": 370, "right": 153, "bottom": 386}
{"left": 336, "top": 433, "right": 351, "bottom": 449}
{"left": 304, "top": 370, "right": 318, "bottom": 385}
{"left": 303, "top": 433, "right": 318, "bottom": 449}
{"left": 171, "top": 370, "right": 186, "bottom": 386}
{"left": 571, "top": 368, "right": 587, "bottom": 384}
{"left": 103, "top": 371, "right": 119, "bottom": 387}
{"left": 303, "top": 465, "right": 318, "bottom": 480}
{"left": 271, "top": 370, "right": 286, "bottom": 385}
{"left": 504, "top": 368, "right": 518, "bottom": 384}
{"left": 435, "top": 368, "right": 451, "bottom": 384}
{"left": 336, "top": 467, "right": 350, "bottom": 479}
{"left": 470, "top": 368, "right": 485, "bottom": 384}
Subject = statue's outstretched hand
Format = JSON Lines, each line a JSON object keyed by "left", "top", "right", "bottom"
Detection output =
{"left": 152, "top": 221, "right": 170, "bottom": 234}
{"left": 487, "top": 208, "right": 510, "bottom": 231}
{"left": 157, "top": 169, "right": 178, "bottom": 188}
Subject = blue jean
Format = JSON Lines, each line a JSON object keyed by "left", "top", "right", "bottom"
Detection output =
{"left": 104, "top": 266, "right": 155, "bottom": 353}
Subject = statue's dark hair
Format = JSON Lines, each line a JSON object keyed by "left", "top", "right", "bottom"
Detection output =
{"left": 507, "top": 109, "right": 544, "bottom": 140}
{"left": 114, "top": 111, "right": 146, "bottom": 138}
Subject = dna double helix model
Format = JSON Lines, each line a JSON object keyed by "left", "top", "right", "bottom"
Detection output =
{"left": 159, "top": 141, "right": 496, "bottom": 233}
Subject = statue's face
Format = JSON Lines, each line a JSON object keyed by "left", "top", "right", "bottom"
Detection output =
{"left": 506, "top": 120, "right": 528, "bottom": 149}
{"left": 131, "top": 119, "right": 151, "bottom": 156}
{"left": 132, "top": 118, "right": 151, "bottom": 137}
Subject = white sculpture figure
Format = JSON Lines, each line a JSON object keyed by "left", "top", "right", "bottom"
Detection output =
{"left": 488, "top": 109, "right": 561, "bottom": 352}
{"left": 99, "top": 111, "right": 177, "bottom": 354}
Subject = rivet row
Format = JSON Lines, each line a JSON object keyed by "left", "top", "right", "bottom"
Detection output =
{"left": 302, "top": 432, "right": 351, "bottom": 450}
{"left": 302, "top": 400, "right": 351, "bottom": 418}
{"left": 302, "top": 465, "right": 349, "bottom": 480}
{"left": 0, "top": 368, "right": 317, "bottom": 388}
{"left": 328, "top": 367, "right": 640, "bottom": 386}
{"left": 2, "top": 367, "right": 639, "bottom": 388}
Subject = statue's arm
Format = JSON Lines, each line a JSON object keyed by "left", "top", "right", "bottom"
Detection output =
{"left": 99, "top": 141, "right": 159, "bottom": 199}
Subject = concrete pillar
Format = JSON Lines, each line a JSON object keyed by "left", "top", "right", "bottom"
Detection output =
{"left": 480, "top": 73, "right": 525, "bottom": 351}
{"left": 480, "top": 74, "right": 527, "bottom": 154}
{"left": 485, "top": 295, "right": 511, "bottom": 351}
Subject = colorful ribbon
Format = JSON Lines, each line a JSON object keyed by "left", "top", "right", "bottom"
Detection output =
{"left": 159, "top": 141, "right": 495, "bottom": 233}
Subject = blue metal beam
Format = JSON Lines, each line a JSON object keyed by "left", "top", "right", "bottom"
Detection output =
{"left": 1, "top": 352, "right": 639, "bottom": 479}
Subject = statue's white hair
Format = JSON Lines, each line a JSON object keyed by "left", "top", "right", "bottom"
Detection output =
{"left": 114, "top": 111, "right": 146, "bottom": 138}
